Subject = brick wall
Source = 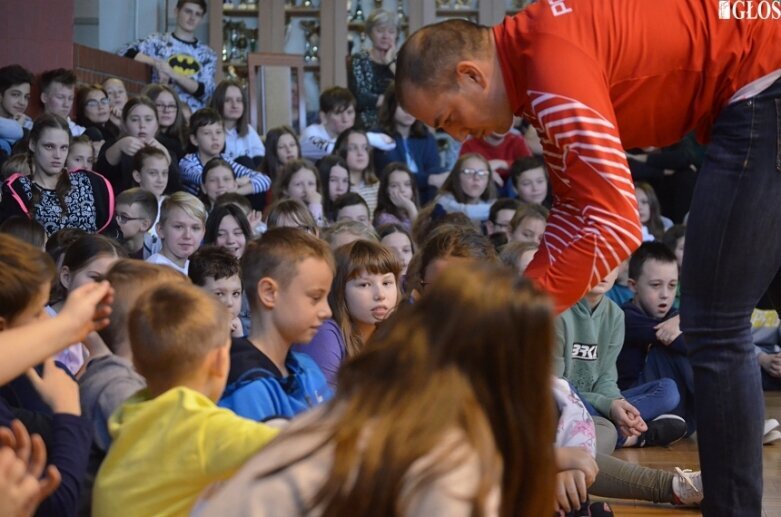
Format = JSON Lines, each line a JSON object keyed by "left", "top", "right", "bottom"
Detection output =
{"left": 73, "top": 44, "right": 152, "bottom": 96}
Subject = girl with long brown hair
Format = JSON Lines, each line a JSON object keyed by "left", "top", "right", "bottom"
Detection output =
{"left": 295, "top": 238, "right": 401, "bottom": 387}
{"left": 198, "top": 261, "right": 557, "bottom": 517}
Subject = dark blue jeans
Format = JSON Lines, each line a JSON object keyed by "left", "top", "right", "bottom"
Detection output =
{"left": 681, "top": 77, "right": 781, "bottom": 517}
{"left": 639, "top": 346, "right": 697, "bottom": 435}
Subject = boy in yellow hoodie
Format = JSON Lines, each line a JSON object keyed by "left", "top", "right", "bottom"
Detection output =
{"left": 92, "top": 281, "right": 278, "bottom": 517}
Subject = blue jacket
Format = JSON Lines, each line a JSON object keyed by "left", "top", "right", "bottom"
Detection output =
{"left": 617, "top": 302, "right": 686, "bottom": 390}
{"left": 219, "top": 338, "right": 332, "bottom": 422}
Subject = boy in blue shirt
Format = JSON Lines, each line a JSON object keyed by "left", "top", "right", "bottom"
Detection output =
{"left": 617, "top": 241, "right": 696, "bottom": 435}
{"left": 219, "top": 227, "right": 334, "bottom": 421}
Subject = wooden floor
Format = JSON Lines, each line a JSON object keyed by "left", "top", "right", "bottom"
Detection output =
{"left": 595, "top": 393, "right": 781, "bottom": 516}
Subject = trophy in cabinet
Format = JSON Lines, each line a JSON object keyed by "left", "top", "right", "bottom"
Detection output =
{"left": 300, "top": 20, "right": 321, "bottom": 64}
{"left": 351, "top": 0, "right": 365, "bottom": 21}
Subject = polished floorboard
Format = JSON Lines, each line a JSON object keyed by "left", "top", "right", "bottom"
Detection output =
{"left": 595, "top": 392, "right": 781, "bottom": 516}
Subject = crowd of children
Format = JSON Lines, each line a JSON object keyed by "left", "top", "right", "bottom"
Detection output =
{"left": 2, "top": 0, "right": 780, "bottom": 515}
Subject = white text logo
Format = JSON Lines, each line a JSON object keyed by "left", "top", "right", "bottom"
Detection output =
{"left": 718, "top": 0, "right": 781, "bottom": 19}
{"left": 549, "top": 0, "right": 573, "bottom": 17}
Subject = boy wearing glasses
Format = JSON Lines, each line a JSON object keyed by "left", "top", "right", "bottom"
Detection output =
{"left": 114, "top": 188, "right": 159, "bottom": 259}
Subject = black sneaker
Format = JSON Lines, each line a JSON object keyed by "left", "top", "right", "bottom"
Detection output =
{"left": 638, "top": 414, "right": 687, "bottom": 447}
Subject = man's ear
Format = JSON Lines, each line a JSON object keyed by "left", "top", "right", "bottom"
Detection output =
{"left": 455, "top": 61, "right": 488, "bottom": 90}
{"left": 0, "top": 316, "right": 7, "bottom": 332}
{"left": 257, "top": 277, "right": 278, "bottom": 309}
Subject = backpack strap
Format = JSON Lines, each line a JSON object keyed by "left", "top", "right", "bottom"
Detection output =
{"left": 3, "top": 173, "right": 31, "bottom": 217}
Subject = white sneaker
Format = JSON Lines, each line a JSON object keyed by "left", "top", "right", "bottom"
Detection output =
{"left": 764, "top": 418, "right": 779, "bottom": 436}
{"left": 764, "top": 430, "right": 781, "bottom": 445}
{"left": 672, "top": 467, "right": 703, "bottom": 506}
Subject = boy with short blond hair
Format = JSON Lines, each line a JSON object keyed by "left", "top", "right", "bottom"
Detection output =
{"left": 146, "top": 191, "right": 206, "bottom": 274}
{"left": 188, "top": 245, "right": 245, "bottom": 337}
{"left": 92, "top": 281, "right": 278, "bottom": 517}
{"left": 219, "top": 227, "right": 334, "bottom": 421}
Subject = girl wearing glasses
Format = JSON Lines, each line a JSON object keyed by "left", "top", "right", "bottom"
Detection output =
{"left": 0, "top": 114, "right": 115, "bottom": 236}
{"left": 75, "top": 84, "right": 119, "bottom": 142}
{"left": 142, "top": 84, "right": 188, "bottom": 160}
{"left": 435, "top": 153, "right": 497, "bottom": 223}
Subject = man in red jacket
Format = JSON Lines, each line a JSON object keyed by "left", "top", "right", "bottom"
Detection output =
{"left": 395, "top": 0, "right": 781, "bottom": 515}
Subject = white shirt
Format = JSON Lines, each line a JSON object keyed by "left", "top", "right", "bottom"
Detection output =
{"left": 146, "top": 253, "right": 189, "bottom": 275}
{"left": 300, "top": 123, "right": 396, "bottom": 161}
{"left": 224, "top": 126, "right": 265, "bottom": 161}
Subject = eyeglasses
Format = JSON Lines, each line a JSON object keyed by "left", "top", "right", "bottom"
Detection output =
{"left": 155, "top": 103, "right": 178, "bottom": 112}
{"left": 115, "top": 213, "right": 146, "bottom": 224}
{"left": 85, "top": 98, "right": 110, "bottom": 109}
{"left": 461, "top": 168, "right": 489, "bottom": 178}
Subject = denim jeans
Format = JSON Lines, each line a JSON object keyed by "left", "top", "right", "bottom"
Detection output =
{"left": 576, "top": 379, "right": 680, "bottom": 447}
{"left": 639, "top": 346, "right": 697, "bottom": 435}
{"left": 680, "top": 77, "right": 781, "bottom": 516}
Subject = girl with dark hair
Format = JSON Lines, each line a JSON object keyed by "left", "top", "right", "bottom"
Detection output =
{"left": 436, "top": 153, "right": 497, "bottom": 223}
{"left": 93, "top": 96, "right": 183, "bottom": 195}
{"left": 198, "top": 262, "right": 557, "bottom": 517}
{"left": 142, "top": 83, "right": 188, "bottom": 160}
{"left": 373, "top": 162, "right": 420, "bottom": 232}
{"left": 374, "top": 81, "right": 446, "bottom": 203}
{"left": 317, "top": 155, "right": 350, "bottom": 223}
{"left": 261, "top": 125, "right": 301, "bottom": 183}
{"left": 204, "top": 203, "right": 251, "bottom": 260}
{"left": 75, "top": 84, "right": 119, "bottom": 142}
{"left": 211, "top": 79, "right": 265, "bottom": 164}
{"left": 0, "top": 114, "right": 115, "bottom": 235}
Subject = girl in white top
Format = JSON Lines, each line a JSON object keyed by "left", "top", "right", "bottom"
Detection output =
{"left": 211, "top": 80, "right": 265, "bottom": 164}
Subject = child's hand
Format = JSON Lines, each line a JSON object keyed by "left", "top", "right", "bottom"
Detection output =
{"left": 247, "top": 210, "right": 265, "bottom": 235}
{"left": 554, "top": 447, "right": 598, "bottom": 484}
{"left": 0, "top": 420, "right": 61, "bottom": 517}
{"left": 609, "top": 399, "right": 647, "bottom": 437}
{"left": 117, "top": 136, "right": 146, "bottom": 156}
{"left": 305, "top": 189, "right": 322, "bottom": 206}
{"left": 58, "top": 281, "right": 114, "bottom": 344}
{"left": 26, "top": 358, "right": 80, "bottom": 416}
{"left": 236, "top": 176, "right": 250, "bottom": 188}
{"left": 654, "top": 315, "right": 681, "bottom": 345}
{"left": 759, "top": 352, "right": 781, "bottom": 378}
{"left": 230, "top": 317, "right": 243, "bottom": 338}
{"left": 554, "top": 470, "right": 589, "bottom": 513}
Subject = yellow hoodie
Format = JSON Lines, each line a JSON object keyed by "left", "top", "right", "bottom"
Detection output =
{"left": 93, "top": 386, "right": 278, "bottom": 517}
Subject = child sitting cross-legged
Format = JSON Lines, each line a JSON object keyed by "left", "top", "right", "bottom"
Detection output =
{"left": 617, "top": 242, "right": 696, "bottom": 436}
{"left": 218, "top": 227, "right": 334, "bottom": 422}
{"left": 554, "top": 268, "right": 688, "bottom": 449}
{"left": 92, "top": 281, "right": 278, "bottom": 517}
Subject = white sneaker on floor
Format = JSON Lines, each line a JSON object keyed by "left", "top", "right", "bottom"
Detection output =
{"left": 672, "top": 467, "right": 703, "bottom": 506}
{"left": 764, "top": 429, "right": 781, "bottom": 445}
{"left": 764, "top": 418, "right": 779, "bottom": 436}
